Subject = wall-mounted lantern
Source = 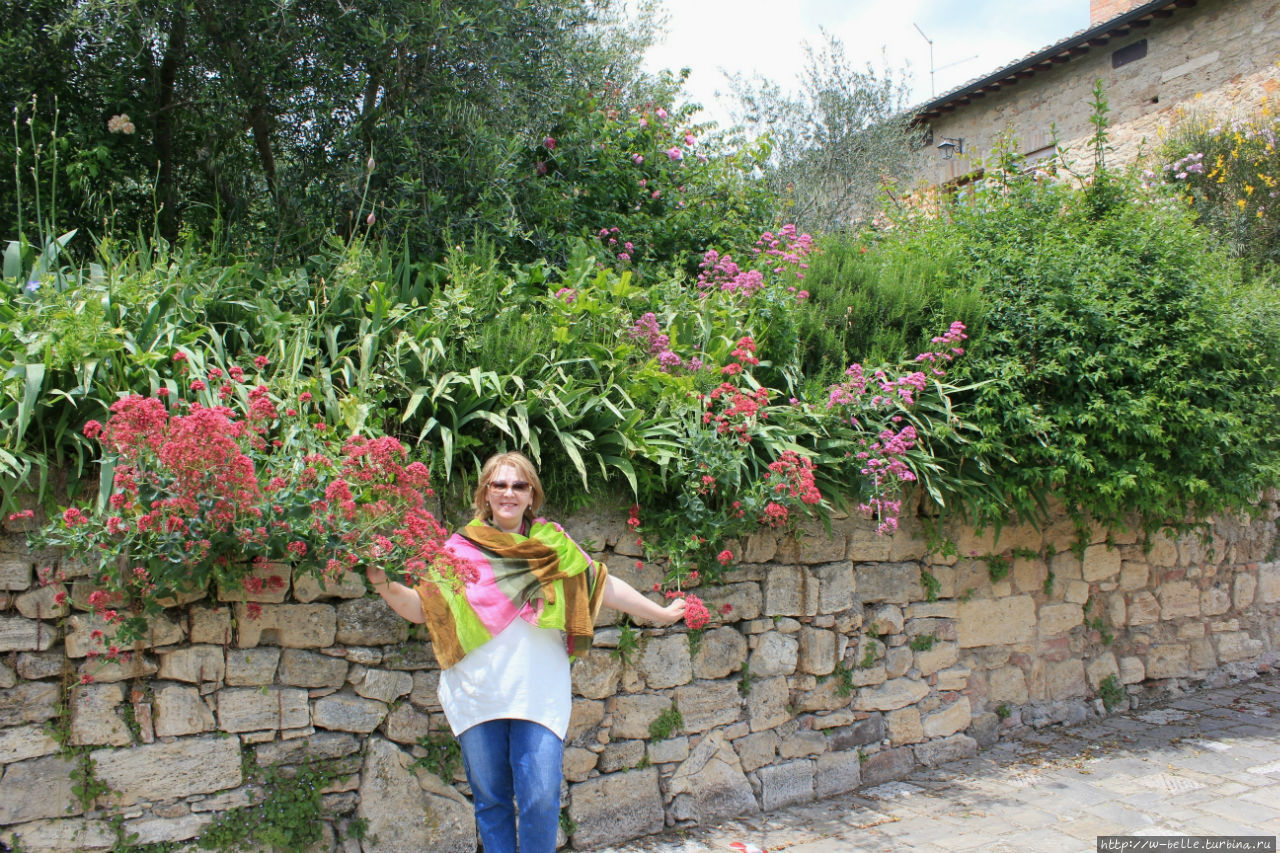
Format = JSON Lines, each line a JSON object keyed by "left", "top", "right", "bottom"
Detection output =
{"left": 937, "top": 137, "right": 964, "bottom": 159}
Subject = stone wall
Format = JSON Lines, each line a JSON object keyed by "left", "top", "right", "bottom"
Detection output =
{"left": 0, "top": 493, "right": 1277, "bottom": 851}
{"left": 922, "top": 0, "right": 1280, "bottom": 186}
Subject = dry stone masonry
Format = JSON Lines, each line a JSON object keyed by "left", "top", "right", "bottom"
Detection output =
{"left": 0, "top": 492, "right": 1276, "bottom": 850}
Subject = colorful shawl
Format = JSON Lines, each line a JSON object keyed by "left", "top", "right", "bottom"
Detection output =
{"left": 414, "top": 518, "right": 609, "bottom": 670}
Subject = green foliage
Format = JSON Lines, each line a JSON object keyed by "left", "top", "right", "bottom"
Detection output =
{"left": 994, "top": 702, "right": 1011, "bottom": 720}
{"left": 1098, "top": 674, "right": 1125, "bottom": 712}
{"left": 413, "top": 732, "right": 462, "bottom": 781}
{"left": 196, "top": 763, "right": 335, "bottom": 851}
{"left": 831, "top": 659, "right": 855, "bottom": 698}
{"left": 612, "top": 620, "right": 640, "bottom": 665}
{"left": 982, "top": 554, "right": 1011, "bottom": 584}
{"left": 908, "top": 634, "right": 936, "bottom": 652}
{"left": 738, "top": 662, "right": 754, "bottom": 696}
{"left": 648, "top": 702, "right": 683, "bottom": 742}
{"left": 920, "top": 569, "right": 941, "bottom": 603}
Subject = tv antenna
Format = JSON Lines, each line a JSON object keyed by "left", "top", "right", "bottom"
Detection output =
{"left": 913, "top": 23, "right": 978, "bottom": 98}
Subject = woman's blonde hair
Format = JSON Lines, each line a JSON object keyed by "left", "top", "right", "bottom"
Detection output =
{"left": 472, "top": 451, "right": 545, "bottom": 526}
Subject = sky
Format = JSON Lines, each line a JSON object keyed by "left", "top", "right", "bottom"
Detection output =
{"left": 641, "top": 0, "right": 1089, "bottom": 127}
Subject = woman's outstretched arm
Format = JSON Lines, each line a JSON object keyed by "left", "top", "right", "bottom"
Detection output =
{"left": 602, "top": 575, "right": 686, "bottom": 625}
{"left": 366, "top": 566, "right": 427, "bottom": 624}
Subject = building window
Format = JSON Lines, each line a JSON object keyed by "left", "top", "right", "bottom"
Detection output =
{"left": 1112, "top": 39, "right": 1148, "bottom": 69}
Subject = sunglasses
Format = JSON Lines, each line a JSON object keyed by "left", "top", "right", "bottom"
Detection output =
{"left": 487, "top": 480, "right": 532, "bottom": 494}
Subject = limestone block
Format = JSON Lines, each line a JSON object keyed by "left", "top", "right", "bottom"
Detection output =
{"left": 1146, "top": 533, "right": 1178, "bottom": 567}
{"left": 813, "top": 560, "right": 856, "bottom": 614}
{"left": 987, "top": 665, "right": 1028, "bottom": 707}
{"left": 0, "top": 616, "right": 55, "bottom": 652}
{"left": 922, "top": 696, "right": 971, "bottom": 739}
{"left": 648, "top": 735, "right": 690, "bottom": 765}
{"left": 1200, "top": 585, "right": 1231, "bottom": 617}
{"left": 749, "top": 631, "right": 798, "bottom": 678}
{"left": 217, "top": 686, "right": 309, "bottom": 732}
{"left": 747, "top": 675, "right": 792, "bottom": 732}
{"left": 381, "top": 642, "right": 431, "bottom": 670}
{"left": 1146, "top": 645, "right": 1191, "bottom": 679}
{"left": 1064, "top": 579, "right": 1090, "bottom": 604}
{"left": 853, "top": 678, "right": 929, "bottom": 711}
{"left": 915, "top": 641, "right": 958, "bottom": 677}
{"left": 188, "top": 605, "right": 233, "bottom": 645}
{"left": 92, "top": 736, "right": 242, "bottom": 806}
{"left": 906, "top": 601, "right": 958, "bottom": 619}
{"left": 0, "top": 556, "right": 33, "bottom": 590}
{"left": 254, "top": 730, "right": 360, "bottom": 767}
{"left": 826, "top": 715, "right": 885, "bottom": 751}
{"left": 335, "top": 597, "right": 409, "bottom": 646}
{"left": 77, "top": 653, "right": 157, "bottom": 684}
{"left": 1085, "top": 654, "right": 1120, "bottom": 691}
{"left": 564, "top": 746, "right": 597, "bottom": 782}
{"left": 351, "top": 666, "right": 412, "bottom": 703}
{"left": 1234, "top": 573, "right": 1257, "bottom": 610}
{"left": 777, "top": 521, "right": 847, "bottom": 564}
{"left": 610, "top": 693, "right": 675, "bottom": 740}
{"left": 733, "top": 730, "right": 778, "bottom": 773}
{"left": 815, "top": 749, "right": 862, "bottom": 798}
{"left": 1119, "top": 561, "right": 1150, "bottom": 591}
{"left": 914, "top": 734, "right": 977, "bottom": 768}
{"left": 674, "top": 680, "right": 742, "bottom": 732}
{"left": 572, "top": 648, "right": 622, "bottom": 699}
{"left": 157, "top": 645, "right": 226, "bottom": 684}
{"left": 358, "top": 737, "right": 475, "bottom": 853}
{"left": 860, "top": 746, "right": 915, "bottom": 787}
{"left": 567, "top": 699, "right": 604, "bottom": 743}
{"left": 0, "top": 818, "right": 115, "bottom": 851}
{"left": 884, "top": 644, "right": 912, "bottom": 678}
{"left": 1108, "top": 594, "right": 1126, "bottom": 630}
{"left": 312, "top": 692, "right": 389, "bottom": 733}
{"left": 692, "top": 626, "right": 747, "bottom": 680}
{"left": 15, "top": 651, "right": 60, "bottom": 681}
{"left": 217, "top": 561, "right": 290, "bottom": 603}
{"left": 1082, "top": 544, "right": 1121, "bottom": 582}
{"left": 225, "top": 647, "right": 281, "bottom": 686}
{"left": 636, "top": 634, "right": 692, "bottom": 689}
{"left": 153, "top": 684, "right": 215, "bottom": 738}
{"left": 936, "top": 667, "right": 971, "bottom": 692}
{"left": 1257, "top": 563, "right": 1280, "bottom": 604}
{"left": 868, "top": 605, "right": 904, "bottom": 636}
{"left": 795, "top": 677, "right": 851, "bottom": 713}
{"left": 0, "top": 681, "right": 61, "bottom": 727}
{"left": 1128, "top": 591, "right": 1160, "bottom": 626}
{"left": 848, "top": 525, "right": 893, "bottom": 562}
{"left": 1158, "top": 581, "right": 1200, "bottom": 620}
{"left": 600, "top": 739, "right": 646, "bottom": 773}
{"left": 886, "top": 707, "right": 924, "bottom": 745}
{"left": 277, "top": 648, "right": 348, "bottom": 689}
{"left": 122, "top": 813, "right": 214, "bottom": 847}
{"left": 699, "top": 583, "right": 762, "bottom": 622}
{"left": 1050, "top": 550, "right": 1083, "bottom": 581}
{"left": 410, "top": 670, "right": 443, "bottom": 712}
{"left": 384, "top": 702, "right": 433, "bottom": 745}
{"left": 759, "top": 759, "right": 814, "bottom": 811}
{"left": 1119, "top": 656, "right": 1145, "bottom": 684}
{"left": 1046, "top": 659, "right": 1086, "bottom": 700}
{"left": 0, "top": 755, "right": 80, "bottom": 823}
{"left": 779, "top": 730, "right": 826, "bottom": 759}
{"left": 14, "top": 585, "right": 68, "bottom": 620}
{"left": 956, "top": 596, "right": 1035, "bottom": 648}
{"left": 1190, "top": 637, "right": 1217, "bottom": 672}
{"left": 0, "top": 724, "right": 60, "bottom": 765}
{"left": 1038, "top": 603, "right": 1084, "bottom": 637}
{"left": 292, "top": 568, "right": 365, "bottom": 602}
{"left": 1216, "top": 631, "right": 1264, "bottom": 663}
{"left": 69, "top": 682, "right": 133, "bottom": 747}
{"left": 1012, "top": 558, "right": 1047, "bottom": 595}
{"left": 744, "top": 530, "right": 779, "bottom": 563}
{"left": 234, "top": 603, "right": 336, "bottom": 649}
{"left": 568, "top": 768, "right": 664, "bottom": 849}
{"left": 764, "top": 564, "right": 815, "bottom": 616}
{"left": 66, "top": 612, "right": 183, "bottom": 658}
{"left": 855, "top": 562, "right": 923, "bottom": 604}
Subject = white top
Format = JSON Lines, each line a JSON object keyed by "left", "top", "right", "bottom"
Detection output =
{"left": 437, "top": 616, "right": 572, "bottom": 739}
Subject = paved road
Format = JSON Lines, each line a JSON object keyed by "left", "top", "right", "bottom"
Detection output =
{"left": 599, "top": 673, "right": 1280, "bottom": 852}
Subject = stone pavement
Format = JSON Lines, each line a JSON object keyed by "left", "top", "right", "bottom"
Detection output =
{"left": 596, "top": 673, "right": 1280, "bottom": 852}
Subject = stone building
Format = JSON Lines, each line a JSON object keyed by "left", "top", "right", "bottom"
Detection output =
{"left": 912, "top": 0, "right": 1280, "bottom": 186}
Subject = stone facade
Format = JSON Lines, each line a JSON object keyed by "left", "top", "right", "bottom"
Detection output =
{"left": 916, "top": 0, "right": 1280, "bottom": 186}
{"left": 0, "top": 494, "right": 1277, "bottom": 851}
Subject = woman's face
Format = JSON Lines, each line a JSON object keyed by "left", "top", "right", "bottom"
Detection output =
{"left": 486, "top": 463, "right": 533, "bottom": 533}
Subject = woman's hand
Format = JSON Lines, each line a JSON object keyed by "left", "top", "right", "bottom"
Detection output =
{"left": 365, "top": 565, "right": 387, "bottom": 587}
{"left": 655, "top": 597, "right": 686, "bottom": 626}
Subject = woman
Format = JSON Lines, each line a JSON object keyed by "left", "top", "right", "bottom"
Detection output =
{"left": 366, "top": 451, "right": 685, "bottom": 852}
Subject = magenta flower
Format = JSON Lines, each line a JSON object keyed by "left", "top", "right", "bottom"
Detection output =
{"left": 666, "top": 147, "right": 683, "bottom": 161}
{"left": 544, "top": 136, "right": 556, "bottom": 150}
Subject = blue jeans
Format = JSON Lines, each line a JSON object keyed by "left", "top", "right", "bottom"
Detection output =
{"left": 458, "top": 719, "right": 564, "bottom": 853}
